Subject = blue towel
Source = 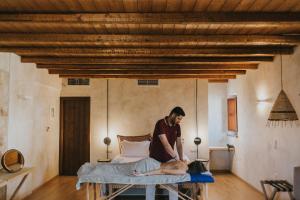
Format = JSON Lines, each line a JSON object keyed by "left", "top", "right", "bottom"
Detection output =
{"left": 189, "top": 173, "right": 214, "bottom": 183}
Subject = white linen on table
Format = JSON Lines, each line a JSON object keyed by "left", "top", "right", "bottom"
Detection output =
{"left": 111, "top": 153, "right": 190, "bottom": 164}
{"left": 76, "top": 157, "right": 190, "bottom": 189}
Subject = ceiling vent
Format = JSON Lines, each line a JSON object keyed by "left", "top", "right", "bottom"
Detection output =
{"left": 137, "top": 80, "right": 159, "bottom": 86}
{"left": 68, "top": 78, "right": 90, "bottom": 85}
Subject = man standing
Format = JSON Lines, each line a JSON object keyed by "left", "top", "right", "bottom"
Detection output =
{"left": 147, "top": 106, "right": 185, "bottom": 200}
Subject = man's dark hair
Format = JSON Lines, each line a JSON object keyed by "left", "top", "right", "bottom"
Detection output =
{"left": 170, "top": 106, "right": 185, "bottom": 117}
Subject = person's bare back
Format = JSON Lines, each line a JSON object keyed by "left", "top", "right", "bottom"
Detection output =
{"left": 133, "top": 160, "right": 188, "bottom": 176}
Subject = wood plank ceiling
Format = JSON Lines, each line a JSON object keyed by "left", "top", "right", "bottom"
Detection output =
{"left": 0, "top": 0, "right": 300, "bottom": 82}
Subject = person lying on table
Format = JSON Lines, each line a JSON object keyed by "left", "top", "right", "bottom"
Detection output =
{"left": 133, "top": 159, "right": 188, "bottom": 176}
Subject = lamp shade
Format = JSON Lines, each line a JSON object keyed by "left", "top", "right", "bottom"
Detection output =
{"left": 194, "top": 137, "right": 201, "bottom": 146}
{"left": 268, "top": 90, "right": 298, "bottom": 121}
{"left": 103, "top": 137, "right": 111, "bottom": 145}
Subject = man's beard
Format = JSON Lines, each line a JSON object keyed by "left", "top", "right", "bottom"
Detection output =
{"left": 170, "top": 117, "right": 176, "bottom": 125}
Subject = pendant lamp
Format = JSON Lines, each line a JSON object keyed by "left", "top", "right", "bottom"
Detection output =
{"left": 267, "top": 53, "right": 298, "bottom": 127}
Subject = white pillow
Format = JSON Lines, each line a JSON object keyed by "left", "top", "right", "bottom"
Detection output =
{"left": 120, "top": 140, "right": 150, "bottom": 157}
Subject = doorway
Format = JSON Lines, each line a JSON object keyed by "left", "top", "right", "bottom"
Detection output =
{"left": 59, "top": 97, "right": 90, "bottom": 175}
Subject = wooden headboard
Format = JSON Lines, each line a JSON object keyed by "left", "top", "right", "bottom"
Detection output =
{"left": 117, "top": 134, "right": 152, "bottom": 153}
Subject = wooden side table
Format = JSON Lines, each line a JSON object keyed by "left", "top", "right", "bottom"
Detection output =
{"left": 0, "top": 167, "right": 33, "bottom": 200}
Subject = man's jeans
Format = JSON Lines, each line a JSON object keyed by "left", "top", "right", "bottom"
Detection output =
{"left": 146, "top": 184, "right": 178, "bottom": 200}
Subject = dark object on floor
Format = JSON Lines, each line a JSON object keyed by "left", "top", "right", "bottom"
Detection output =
{"left": 187, "top": 160, "right": 207, "bottom": 174}
{"left": 260, "top": 180, "right": 294, "bottom": 200}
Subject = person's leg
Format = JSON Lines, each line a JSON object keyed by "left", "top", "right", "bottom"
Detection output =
{"left": 168, "top": 184, "right": 178, "bottom": 200}
{"left": 146, "top": 185, "right": 156, "bottom": 200}
{"left": 134, "top": 161, "right": 187, "bottom": 176}
{"left": 134, "top": 168, "right": 185, "bottom": 176}
{"left": 133, "top": 169, "right": 163, "bottom": 176}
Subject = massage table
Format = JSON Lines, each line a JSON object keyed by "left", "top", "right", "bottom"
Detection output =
{"left": 76, "top": 158, "right": 214, "bottom": 200}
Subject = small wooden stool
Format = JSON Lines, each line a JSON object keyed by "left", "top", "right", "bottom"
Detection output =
{"left": 260, "top": 180, "right": 295, "bottom": 200}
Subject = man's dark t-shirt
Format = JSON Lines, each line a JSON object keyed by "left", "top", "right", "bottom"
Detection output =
{"left": 149, "top": 116, "right": 181, "bottom": 162}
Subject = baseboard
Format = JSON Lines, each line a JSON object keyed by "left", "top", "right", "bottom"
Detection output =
{"left": 231, "top": 172, "right": 263, "bottom": 195}
{"left": 210, "top": 170, "right": 231, "bottom": 174}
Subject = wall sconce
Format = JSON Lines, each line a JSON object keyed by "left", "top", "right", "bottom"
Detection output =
{"left": 256, "top": 98, "right": 272, "bottom": 117}
{"left": 256, "top": 98, "right": 273, "bottom": 104}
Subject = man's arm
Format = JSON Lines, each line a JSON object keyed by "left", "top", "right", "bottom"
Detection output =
{"left": 158, "top": 134, "right": 177, "bottom": 159}
{"left": 176, "top": 137, "right": 184, "bottom": 161}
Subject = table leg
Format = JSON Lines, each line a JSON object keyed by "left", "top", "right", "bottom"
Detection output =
{"left": 9, "top": 174, "right": 28, "bottom": 200}
{"left": 93, "top": 183, "right": 97, "bottom": 200}
{"left": 260, "top": 181, "right": 269, "bottom": 200}
{"left": 203, "top": 184, "right": 208, "bottom": 200}
{"left": 288, "top": 191, "right": 295, "bottom": 200}
{"left": 86, "top": 183, "right": 90, "bottom": 200}
{"left": 270, "top": 189, "right": 277, "bottom": 200}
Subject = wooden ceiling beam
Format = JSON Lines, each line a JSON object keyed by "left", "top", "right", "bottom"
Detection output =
{"left": 0, "top": 46, "right": 293, "bottom": 57}
{"left": 0, "top": 12, "right": 300, "bottom": 24}
{"left": 37, "top": 64, "right": 258, "bottom": 70}
{"left": 58, "top": 74, "right": 237, "bottom": 79}
{"left": 48, "top": 69, "right": 246, "bottom": 75}
{"left": 208, "top": 79, "right": 228, "bottom": 83}
{"left": 0, "top": 34, "right": 299, "bottom": 47}
{"left": 22, "top": 56, "right": 273, "bottom": 64}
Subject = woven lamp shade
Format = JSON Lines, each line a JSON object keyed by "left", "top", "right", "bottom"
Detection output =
{"left": 268, "top": 90, "right": 298, "bottom": 121}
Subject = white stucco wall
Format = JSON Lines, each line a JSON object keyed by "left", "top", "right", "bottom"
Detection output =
{"left": 227, "top": 47, "right": 300, "bottom": 198}
{"left": 0, "top": 53, "right": 10, "bottom": 154}
{"left": 208, "top": 83, "right": 228, "bottom": 147}
{"left": 61, "top": 79, "right": 209, "bottom": 162}
{"left": 0, "top": 53, "right": 61, "bottom": 199}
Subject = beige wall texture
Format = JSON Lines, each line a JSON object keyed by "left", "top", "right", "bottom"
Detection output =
{"left": 208, "top": 83, "right": 228, "bottom": 147}
{"left": 227, "top": 47, "right": 300, "bottom": 199}
{"left": 0, "top": 53, "right": 61, "bottom": 200}
{"left": 61, "top": 79, "right": 209, "bottom": 162}
{"left": 0, "top": 54, "right": 10, "bottom": 154}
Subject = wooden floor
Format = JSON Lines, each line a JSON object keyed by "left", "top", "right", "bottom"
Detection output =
{"left": 24, "top": 173, "right": 264, "bottom": 200}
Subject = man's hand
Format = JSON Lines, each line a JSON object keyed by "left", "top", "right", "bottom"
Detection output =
{"left": 182, "top": 160, "right": 187, "bottom": 164}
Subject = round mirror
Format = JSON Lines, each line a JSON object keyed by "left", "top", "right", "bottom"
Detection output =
{"left": 1, "top": 149, "right": 24, "bottom": 173}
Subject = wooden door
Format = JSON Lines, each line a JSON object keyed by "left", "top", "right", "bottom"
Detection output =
{"left": 59, "top": 97, "right": 90, "bottom": 175}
